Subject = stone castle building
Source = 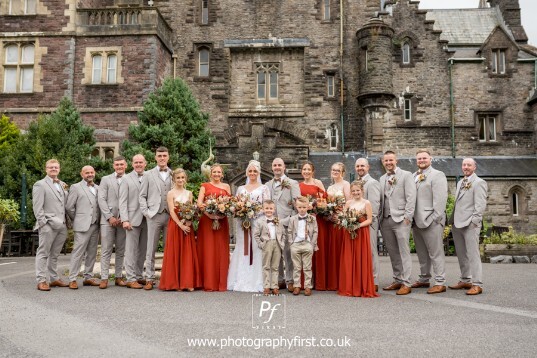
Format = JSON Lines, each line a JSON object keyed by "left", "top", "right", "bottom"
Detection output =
{"left": 1, "top": 0, "right": 536, "bottom": 232}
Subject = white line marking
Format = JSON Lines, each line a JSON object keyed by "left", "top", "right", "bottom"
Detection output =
{"left": 0, "top": 262, "right": 17, "bottom": 266}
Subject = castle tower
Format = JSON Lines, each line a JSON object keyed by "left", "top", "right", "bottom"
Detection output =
{"left": 487, "top": 0, "right": 528, "bottom": 43}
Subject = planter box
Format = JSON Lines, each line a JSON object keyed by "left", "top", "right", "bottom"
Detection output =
{"left": 481, "top": 244, "right": 537, "bottom": 261}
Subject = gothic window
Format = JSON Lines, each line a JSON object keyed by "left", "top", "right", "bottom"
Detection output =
{"left": 256, "top": 63, "right": 279, "bottom": 102}
{"left": 491, "top": 49, "right": 506, "bottom": 74}
{"left": 329, "top": 124, "right": 338, "bottom": 150}
{"left": 198, "top": 47, "right": 209, "bottom": 77}
{"left": 326, "top": 74, "right": 335, "bottom": 98}
{"left": 402, "top": 42, "right": 410, "bottom": 64}
{"left": 323, "top": 0, "right": 330, "bottom": 21}
{"left": 512, "top": 191, "right": 519, "bottom": 216}
{"left": 509, "top": 186, "right": 526, "bottom": 217}
{"left": 3, "top": 43, "right": 34, "bottom": 93}
{"left": 478, "top": 114, "right": 497, "bottom": 142}
{"left": 201, "top": 0, "right": 209, "bottom": 25}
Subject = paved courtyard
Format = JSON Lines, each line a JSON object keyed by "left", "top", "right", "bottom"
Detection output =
{"left": 1, "top": 255, "right": 536, "bottom": 357}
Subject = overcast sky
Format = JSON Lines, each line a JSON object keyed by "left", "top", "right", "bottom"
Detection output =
{"left": 418, "top": 0, "right": 537, "bottom": 47}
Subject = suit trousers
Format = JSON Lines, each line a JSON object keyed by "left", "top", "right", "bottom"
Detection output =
{"left": 100, "top": 224, "right": 126, "bottom": 280}
{"left": 145, "top": 212, "right": 169, "bottom": 280}
{"left": 125, "top": 220, "right": 148, "bottom": 282}
{"left": 412, "top": 222, "right": 446, "bottom": 285}
{"left": 68, "top": 223, "right": 100, "bottom": 281}
{"left": 35, "top": 224, "right": 67, "bottom": 283}
{"left": 452, "top": 224, "right": 483, "bottom": 287}
{"left": 380, "top": 217, "right": 412, "bottom": 287}
{"left": 370, "top": 218, "right": 379, "bottom": 285}
{"left": 262, "top": 240, "right": 282, "bottom": 289}
{"left": 278, "top": 228, "right": 294, "bottom": 283}
{"left": 290, "top": 241, "right": 313, "bottom": 289}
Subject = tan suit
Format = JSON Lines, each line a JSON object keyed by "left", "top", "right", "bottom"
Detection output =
{"left": 412, "top": 166, "right": 448, "bottom": 286}
{"left": 97, "top": 173, "right": 126, "bottom": 280}
{"left": 66, "top": 180, "right": 100, "bottom": 282}
{"left": 266, "top": 175, "right": 301, "bottom": 284}
{"left": 253, "top": 216, "right": 284, "bottom": 289}
{"left": 119, "top": 170, "right": 148, "bottom": 283}
{"left": 379, "top": 168, "right": 416, "bottom": 287}
{"left": 360, "top": 173, "right": 380, "bottom": 285}
{"left": 451, "top": 173, "right": 488, "bottom": 287}
{"left": 139, "top": 166, "right": 172, "bottom": 280}
{"left": 33, "top": 176, "right": 68, "bottom": 283}
{"left": 287, "top": 214, "right": 318, "bottom": 289}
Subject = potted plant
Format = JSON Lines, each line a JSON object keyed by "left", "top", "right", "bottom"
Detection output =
{"left": 0, "top": 198, "right": 20, "bottom": 249}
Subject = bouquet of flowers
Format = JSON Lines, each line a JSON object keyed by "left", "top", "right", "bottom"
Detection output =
{"left": 230, "top": 193, "right": 262, "bottom": 230}
{"left": 315, "top": 195, "right": 345, "bottom": 218}
{"left": 204, "top": 195, "right": 233, "bottom": 230}
{"left": 305, "top": 195, "right": 318, "bottom": 214}
{"left": 337, "top": 208, "right": 366, "bottom": 239}
{"left": 174, "top": 201, "right": 200, "bottom": 224}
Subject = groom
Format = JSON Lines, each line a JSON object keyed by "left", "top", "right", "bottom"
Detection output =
{"left": 266, "top": 158, "right": 301, "bottom": 292}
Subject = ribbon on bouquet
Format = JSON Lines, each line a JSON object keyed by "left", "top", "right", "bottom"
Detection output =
{"left": 242, "top": 220, "right": 254, "bottom": 266}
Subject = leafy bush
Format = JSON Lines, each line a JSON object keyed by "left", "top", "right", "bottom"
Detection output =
{"left": 482, "top": 227, "right": 537, "bottom": 245}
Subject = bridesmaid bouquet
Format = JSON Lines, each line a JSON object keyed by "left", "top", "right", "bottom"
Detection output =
{"left": 315, "top": 196, "right": 345, "bottom": 218}
{"left": 229, "top": 193, "right": 262, "bottom": 230}
{"left": 337, "top": 209, "right": 366, "bottom": 239}
{"left": 305, "top": 195, "right": 318, "bottom": 214}
{"left": 204, "top": 195, "right": 233, "bottom": 230}
{"left": 174, "top": 202, "right": 200, "bottom": 224}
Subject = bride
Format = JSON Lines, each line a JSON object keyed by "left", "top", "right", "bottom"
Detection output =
{"left": 227, "top": 160, "right": 271, "bottom": 292}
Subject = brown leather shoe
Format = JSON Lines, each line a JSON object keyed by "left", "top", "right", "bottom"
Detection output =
{"left": 466, "top": 285, "right": 483, "bottom": 295}
{"left": 411, "top": 281, "right": 430, "bottom": 288}
{"left": 448, "top": 281, "right": 472, "bottom": 290}
{"left": 278, "top": 281, "right": 287, "bottom": 289}
{"left": 263, "top": 288, "right": 271, "bottom": 295}
{"left": 83, "top": 278, "right": 100, "bottom": 286}
{"left": 49, "top": 280, "right": 69, "bottom": 288}
{"left": 292, "top": 287, "right": 300, "bottom": 295}
{"left": 143, "top": 280, "right": 154, "bottom": 290}
{"left": 115, "top": 278, "right": 127, "bottom": 287}
{"left": 383, "top": 282, "right": 403, "bottom": 291}
{"left": 287, "top": 283, "right": 295, "bottom": 292}
{"left": 272, "top": 288, "right": 280, "bottom": 295}
{"left": 126, "top": 281, "right": 143, "bottom": 289}
{"left": 137, "top": 279, "right": 147, "bottom": 286}
{"left": 99, "top": 280, "right": 108, "bottom": 289}
{"left": 427, "top": 285, "right": 447, "bottom": 294}
{"left": 304, "top": 288, "right": 312, "bottom": 296}
{"left": 375, "top": 285, "right": 378, "bottom": 292}
{"left": 37, "top": 282, "right": 51, "bottom": 291}
{"left": 396, "top": 285, "right": 411, "bottom": 295}
{"left": 69, "top": 281, "right": 78, "bottom": 289}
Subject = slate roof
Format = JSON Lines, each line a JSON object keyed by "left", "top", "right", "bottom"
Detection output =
{"left": 307, "top": 153, "right": 537, "bottom": 186}
{"left": 425, "top": 8, "right": 511, "bottom": 46}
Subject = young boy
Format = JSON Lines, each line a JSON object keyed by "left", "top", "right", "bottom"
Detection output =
{"left": 253, "top": 200, "right": 285, "bottom": 295}
{"left": 287, "top": 196, "right": 318, "bottom": 296}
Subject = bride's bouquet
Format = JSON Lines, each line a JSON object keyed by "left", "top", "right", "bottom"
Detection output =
{"left": 174, "top": 201, "right": 200, "bottom": 224}
{"left": 204, "top": 195, "right": 233, "bottom": 230}
{"left": 315, "top": 195, "right": 345, "bottom": 218}
{"left": 229, "top": 193, "right": 262, "bottom": 230}
{"left": 336, "top": 208, "right": 366, "bottom": 239}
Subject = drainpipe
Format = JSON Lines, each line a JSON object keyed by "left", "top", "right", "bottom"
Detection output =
{"left": 339, "top": 0, "right": 345, "bottom": 154}
{"left": 447, "top": 57, "right": 485, "bottom": 158}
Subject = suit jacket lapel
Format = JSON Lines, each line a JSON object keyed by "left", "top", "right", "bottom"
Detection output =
{"left": 152, "top": 168, "right": 162, "bottom": 194}
{"left": 46, "top": 177, "right": 63, "bottom": 202}
{"left": 113, "top": 176, "right": 120, "bottom": 197}
{"left": 81, "top": 181, "right": 96, "bottom": 205}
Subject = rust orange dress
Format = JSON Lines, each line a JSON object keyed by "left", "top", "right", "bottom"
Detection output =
{"left": 197, "top": 183, "right": 230, "bottom": 292}
{"left": 337, "top": 216, "right": 378, "bottom": 298}
{"left": 299, "top": 182, "right": 329, "bottom": 291}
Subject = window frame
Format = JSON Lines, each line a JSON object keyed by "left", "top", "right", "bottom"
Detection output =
{"left": 326, "top": 74, "right": 335, "bottom": 98}
{"left": 198, "top": 47, "right": 210, "bottom": 77}
{"left": 25, "top": 0, "right": 36, "bottom": 15}
{"left": 329, "top": 124, "right": 338, "bottom": 150}
{"left": 201, "top": 0, "right": 209, "bottom": 25}
{"left": 91, "top": 54, "right": 103, "bottom": 84}
{"left": 491, "top": 49, "right": 506, "bottom": 75}
{"left": 323, "top": 0, "right": 330, "bottom": 21}
{"left": 402, "top": 42, "right": 410, "bottom": 65}
{"left": 404, "top": 98, "right": 411, "bottom": 121}
{"left": 255, "top": 63, "right": 280, "bottom": 103}
{"left": 2, "top": 42, "right": 35, "bottom": 93}
{"left": 512, "top": 191, "right": 519, "bottom": 216}
{"left": 106, "top": 54, "right": 117, "bottom": 84}
{"left": 477, "top": 113, "right": 498, "bottom": 142}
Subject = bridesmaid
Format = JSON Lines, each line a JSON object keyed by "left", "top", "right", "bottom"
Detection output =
{"left": 326, "top": 162, "right": 351, "bottom": 291}
{"left": 298, "top": 161, "right": 328, "bottom": 290}
{"left": 338, "top": 180, "right": 378, "bottom": 297}
{"left": 197, "top": 164, "right": 231, "bottom": 291}
{"left": 159, "top": 168, "right": 201, "bottom": 291}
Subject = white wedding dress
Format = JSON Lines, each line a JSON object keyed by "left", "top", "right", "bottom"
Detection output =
{"left": 227, "top": 184, "right": 271, "bottom": 292}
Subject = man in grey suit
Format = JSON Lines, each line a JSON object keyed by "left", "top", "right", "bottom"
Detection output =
{"left": 379, "top": 150, "right": 416, "bottom": 295}
{"left": 120, "top": 154, "right": 148, "bottom": 289}
{"left": 355, "top": 158, "right": 380, "bottom": 292}
{"left": 66, "top": 166, "right": 101, "bottom": 289}
{"left": 33, "top": 159, "right": 70, "bottom": 291}
{"left": 266, "top": 158, "right": 301, "bottom": 292}
{"left": 139, "top": 147, "right": 172, "bottom": 290}
{"left": 449, "top": 158, "right": 488, "bottom": 296}
{"left": 97, "top": 156, "right": 127, "bottom": 289}
{"left": 411, "top": 150, "right": 448, "bottom": 294}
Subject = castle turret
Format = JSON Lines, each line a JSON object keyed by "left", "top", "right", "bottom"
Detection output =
{"left": 488, "top": 0, "right": 528, "bottom": 43}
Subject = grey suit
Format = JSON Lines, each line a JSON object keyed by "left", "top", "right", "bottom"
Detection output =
{"left": 66, "top": 180, "right": 100, "bottom": 282}
{"left": 97, "top": 173, "right": 126, "bottom": 280}
{"left": 451, "top": 174, "right": 488, "bottom": 287}
{"left": 33, "top": 176, "right": 69, "bottom": 283}
{"left": 139, "top": 166, "right": 171, "bottom": 281}
{"left": 119, "top": 170, "right": 148, "bottom": 283}
{"left": 360, "top": 173, "right": 380, "bottom": 285}
{"left": 412, "top": 166, "right": 448, "bottom": 286}
{"left": 266, "top": 175, "right": 301, "bottom": 284}
{"left": 379, "top": 168, "right": 416, "bottom": 287}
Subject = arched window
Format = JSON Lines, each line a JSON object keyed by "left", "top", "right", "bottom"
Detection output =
{"left": 256, "top": 63, "right": 279, "bottom": 102}
{"left": 509, "top": 186, "right": 526, "bottom": 217}
{"left": 107, "top": 54, "right": 117, "bottom": 84}
{"left": 512, "top": 191, "right": 519, "bottom": 216}
{"left": 402, "top": 42, "right": 410, "bottom": 64}
{"left": 198, "top": 48, "right": 209, "bottom": 77}
{"left": 92, "top": 54, "right": 102, "bottom": 84}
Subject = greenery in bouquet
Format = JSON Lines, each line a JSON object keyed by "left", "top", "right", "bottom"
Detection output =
{"left": 230, "top": 193, "right": 262, "bottom": 230}
{"left": 174, "top": 201, "right": 200, "bottom": 224}
{"left": 203, "top": 195, "right": 233, "bottom": 230}
{"left": 315, "top": 195, "right": 345, "bottom": 218}
{"left": 336, "top": 208, "right": 366, "bottom": 239}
